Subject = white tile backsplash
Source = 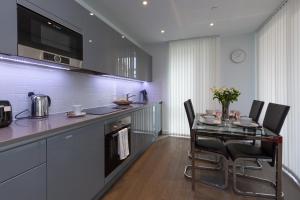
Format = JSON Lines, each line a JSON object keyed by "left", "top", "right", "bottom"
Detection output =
{"left": 0, "top": 61, "right": 144, "bottom": 118}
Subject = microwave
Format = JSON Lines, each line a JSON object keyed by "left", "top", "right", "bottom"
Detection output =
{"left": 17, "top": 5, "right": 83, "bottom": 68}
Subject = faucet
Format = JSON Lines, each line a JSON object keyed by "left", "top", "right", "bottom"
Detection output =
{"left": 126, "top": 93, "right": 136, "bottom": 101}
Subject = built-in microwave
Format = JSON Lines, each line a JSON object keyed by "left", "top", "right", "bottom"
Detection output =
{"left": 17, "top": 5, "right": 83, "bottom": 68}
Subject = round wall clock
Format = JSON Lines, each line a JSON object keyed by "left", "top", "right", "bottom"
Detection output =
{"left": 231, "top": 49, "right": 247, "bottom": 63}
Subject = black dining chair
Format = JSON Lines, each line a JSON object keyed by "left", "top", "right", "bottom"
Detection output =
{"left": 183, "top": 99, "right": 229, "bottom": 189}
{"left": 227, "top": 103, "right": 290, "bottom": 198}
{"left": 249, "top": 100, "right": 265, "bottom": 123}
{"left": 185, "top": 99, "right": 220, "bottom": 163}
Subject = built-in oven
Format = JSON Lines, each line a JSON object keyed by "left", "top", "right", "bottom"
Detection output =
{"left": 105, "top": 116, "right": 131, "bottom": 177}
{"left": 17, "top": 4, "right": 83, "bottom": 68}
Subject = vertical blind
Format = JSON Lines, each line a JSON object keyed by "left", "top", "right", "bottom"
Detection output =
{"left": 167, "top": 37, "right": 218, "bottom": 136}
{"left": 256, "top": 0, "right": 300, "bottom": 181}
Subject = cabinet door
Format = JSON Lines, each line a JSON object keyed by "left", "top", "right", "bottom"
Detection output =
{"left": 0, "top": 164, "right": 46, "bottom": 200}
{"left": 0, "top": 0, "right": 17, "bottom": 55}
{"left": 136, "top": 47, "right": 152, "bottom": 82}
{"left": 21, "top": 0, "right": 85, "bottom": 29}
{"left": 47, "top": 122, "right": 104, "bottom": 200}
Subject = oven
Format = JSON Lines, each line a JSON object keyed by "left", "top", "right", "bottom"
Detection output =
{"left": 105, "top": 116, "right": 131, "bottom": 177}
{"left": 17, "top": 4, "right": 83, "bottom": 68}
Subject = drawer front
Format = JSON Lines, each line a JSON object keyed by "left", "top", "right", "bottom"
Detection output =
{"left": 0, "top": 164, "right": 46, "bottom": 200}
{"left": 0, "top": 140, "right": 46, "bottom": 183}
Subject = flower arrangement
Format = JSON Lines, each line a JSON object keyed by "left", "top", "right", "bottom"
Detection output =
{"left": 211, "top": 87, "right": 241, "bottom": 120}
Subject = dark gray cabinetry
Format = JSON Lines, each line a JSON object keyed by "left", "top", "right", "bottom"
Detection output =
{"left": 0, "top": 140, "right": 46, "bottom": 200}
{"left": 47, "top": 122, "right": 105, "bottom": 200}
{"left": 0, "top": 164, "right": 46, "bottom": 200}
{"left": 0, "top": 0, "right": 17, "bottom": 55}
{"left": 136, "top": 48, "right": 152, "bottom": 82}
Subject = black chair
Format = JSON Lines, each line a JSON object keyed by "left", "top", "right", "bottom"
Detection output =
{"left": 227, "top": 103, "right": 290, "bottom": 198}
{"left": 183, "top": 99, "right": 229, "bottom": 189}
{"left": 185, "top": 99, "right": 219, "bottom": 163}
{"left": 249, "top": 100, "right": 265, "bottom": 123}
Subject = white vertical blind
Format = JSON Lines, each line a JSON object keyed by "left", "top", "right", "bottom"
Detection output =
{"left": 256, "top": 0, "right": 300, "bottom": 181}
{"left": 168, "top": 37, "right": 218, "bottom": 136}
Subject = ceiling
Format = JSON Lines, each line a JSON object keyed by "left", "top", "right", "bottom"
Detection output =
{"left": 77, "top": 0, "right": 284, "bottom": 45}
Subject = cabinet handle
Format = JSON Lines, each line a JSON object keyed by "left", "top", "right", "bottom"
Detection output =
{"left": 65, "top": 135, "right": 73, "bottom": 140}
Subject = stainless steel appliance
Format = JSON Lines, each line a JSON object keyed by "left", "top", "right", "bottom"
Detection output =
{"left": 17, "top": 5, "right": 83, "bottom": 68}
{"left": 139, "top": 89, "right": 148, "bottom": 103}
{"left": 105, "top": 116, "right": 131, "bottom": 177}
{"left": 28, "top": 92, "right": 51, "bottom": 118}
{"left": 0, "top": 101, "right": 12, "bottom": 128}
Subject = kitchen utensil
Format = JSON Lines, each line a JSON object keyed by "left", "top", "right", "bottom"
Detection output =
{"left": 113, "top": 100, "right": 132, "bottom": 106}
{"left": 28, "top": 92, "right": 51, "bottom": 118}
{"left": 0, "top": 101, "right": 12, "bottom": 128}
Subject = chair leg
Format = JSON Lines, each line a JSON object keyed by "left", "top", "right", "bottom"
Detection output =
{"left": 185, "top": 154, "right": 228, "bottom": 190}
{"left": 232, "top": 158, "right": 278, "bottom": 199}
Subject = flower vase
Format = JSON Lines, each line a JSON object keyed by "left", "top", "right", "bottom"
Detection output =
{"left": 222, "top": 102, "right": 230, "bottom": 121}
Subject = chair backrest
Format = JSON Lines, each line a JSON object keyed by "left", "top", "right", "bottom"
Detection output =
{"left": 249, "top": 100, "right": 265, "bottom": 123}
{"left": 184, "top": 99, "right": 195, "bottom": 130}
{"left": 261, "top": 103, "right": 290, "bottom": 166}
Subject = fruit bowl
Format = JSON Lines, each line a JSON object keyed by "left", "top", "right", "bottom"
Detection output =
{"left": 113, "top": 100, "right": 133, "bottom": 106}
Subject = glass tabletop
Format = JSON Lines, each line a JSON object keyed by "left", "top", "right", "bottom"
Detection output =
{"left": 192, "top": 118, "right": 279, "bottom": 140}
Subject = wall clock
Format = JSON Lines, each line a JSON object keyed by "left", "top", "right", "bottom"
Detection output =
{"left": 231, "top": 49, "right": 247, "bottom": 63}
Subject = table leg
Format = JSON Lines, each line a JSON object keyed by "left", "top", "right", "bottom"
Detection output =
{"left": 192, "top": 130, "right": 195, "bottom": 191}
{"left": 276, "top": 142, "right": 283, "bottom": 200}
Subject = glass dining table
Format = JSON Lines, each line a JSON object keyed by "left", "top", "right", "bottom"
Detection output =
{"left": 191, "top": 116, "right": 283, "bottom": 200}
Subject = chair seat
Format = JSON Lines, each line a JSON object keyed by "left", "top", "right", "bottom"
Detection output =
{"left": 195, "top": 139, "right": 228, "bottom": 158}
{"left": 227, "top": 143, "right": 272, "bottom": 161}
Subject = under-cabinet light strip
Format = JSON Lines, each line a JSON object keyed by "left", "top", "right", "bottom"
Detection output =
{"left": 0, "top": 54, "right": 71, "bottom": 70}
{"left": 102, "top": 74, "right": 145, "bottom": 83}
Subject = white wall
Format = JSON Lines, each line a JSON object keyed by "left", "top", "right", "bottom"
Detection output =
{"left": 218, "top": 33, "right": 255, "bottom": 114}
{"left": 146, "top": 33, "right": 256, "bottom": 132}
{"left": 0, "top": 61, "right": 144, "bottom": 118}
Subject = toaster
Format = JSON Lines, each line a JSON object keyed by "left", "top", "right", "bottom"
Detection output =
{"left": 0, "top": 100, "right": 12, "bottom": 128}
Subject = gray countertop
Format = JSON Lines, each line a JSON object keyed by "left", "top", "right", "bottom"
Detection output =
{"left": 0, "top": 103, "right": 160, "bottom": 151}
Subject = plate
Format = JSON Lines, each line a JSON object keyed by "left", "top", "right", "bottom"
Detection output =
{"left": 233, "top": 121, "right": 258, "bottom": 128}
{"left": 66, "top": 111, "right": 86, "bottom": 118}
{"left": 200, "top": 119, "right": 222, "bottom": 126}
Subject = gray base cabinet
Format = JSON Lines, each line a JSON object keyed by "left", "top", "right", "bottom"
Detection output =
{"left": 0, "top": 164, "right": 46, "bottom": 200}
{"left": 47, "top": 122, "right": 105, "bottom": 200}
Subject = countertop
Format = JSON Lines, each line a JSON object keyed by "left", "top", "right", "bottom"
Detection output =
{"left": 0, "top": 103, "right": 160, "bottom": 151}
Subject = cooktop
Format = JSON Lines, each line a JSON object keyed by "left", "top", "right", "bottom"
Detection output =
{"left": 83, "top": 106, "right": 131, "bottom": 115}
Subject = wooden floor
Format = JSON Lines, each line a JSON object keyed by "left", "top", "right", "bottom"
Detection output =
{"left": 101, "top": 136, "right": 299, "bottom": 200}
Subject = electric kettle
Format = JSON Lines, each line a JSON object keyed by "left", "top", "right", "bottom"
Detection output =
{"left": 28, "top": 92, "right": 51, "bottom": 118}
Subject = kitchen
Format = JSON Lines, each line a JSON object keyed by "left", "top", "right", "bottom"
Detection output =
{"left": 0, "top": 0, "right": 300, "bottom": 200}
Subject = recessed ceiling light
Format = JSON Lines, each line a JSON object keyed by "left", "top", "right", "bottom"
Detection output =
{"left": 121, "top": 35, "right": 125, "bottom": 39}
{"left": 88, "top": 39, "right": 93, "bottom": 43}
{"left": 47, "top": 22, "right": 52, "bottom": 25}
{"left": 142, "top": 1, "right": 148, "bottom": 6}
{"left": 160, "top": 30, "right": 165, "bottom": 34}
{"left": 89, "top": 12, "right": 94, "bottom": 16}
{"left": 210, "top": 22, "right": 214, "bottom": 27}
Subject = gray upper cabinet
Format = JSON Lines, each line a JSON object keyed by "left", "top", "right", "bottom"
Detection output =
{"left": 47, "top": 122, "right": 105, "bottom": 200}
{"left": 0, "top": 0, "right": 17, "bottom": 55}
{"left": 20, "top": 0, "right": 84, "bottom": 31}
{"left": 136, "top": 47, "right": 152, "bottom": 82}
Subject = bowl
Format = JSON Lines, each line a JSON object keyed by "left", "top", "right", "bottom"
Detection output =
{"left": 113, "top": 100, "right": 133, "bottom": 106}
{"left": 239, "top": 117, "right": 252, "bottom": 125}
{"left": 203, "top": 115, "right": 216, "bottom": 123}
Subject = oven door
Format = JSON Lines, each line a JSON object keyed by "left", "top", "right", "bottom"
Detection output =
{"left": 105, "top": 125, "right": 131, "bottom": 177}
{"left": 17, "top": 5, "right": 83, "bottom": 67}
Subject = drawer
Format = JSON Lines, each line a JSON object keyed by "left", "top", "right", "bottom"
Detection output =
{"left": 0, "top": 164, "right": 46, "bottom": 200}
{"left": 0, "top": 140, "right": 46, "bottom": 183}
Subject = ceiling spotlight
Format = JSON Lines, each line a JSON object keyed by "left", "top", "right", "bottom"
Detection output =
{"left": 210, "top": 22, "right": 214, "bottom": 27}
{"left": 142, "top": 1, "right": 148, "bottom": 6}
{"left": 47, "top": 22, "right": 52, "bottom": 25}
{"left": 121, "top": 35, "right": 125, "bottom": 39}
{"left": 160, "top": 30, "right": 165, "bottom": 34}
{"left": 88, "top": 39, "right": 93, "bottom": 43}
{"left": 89, "top": 12, "right": 94, "bottom": 16}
